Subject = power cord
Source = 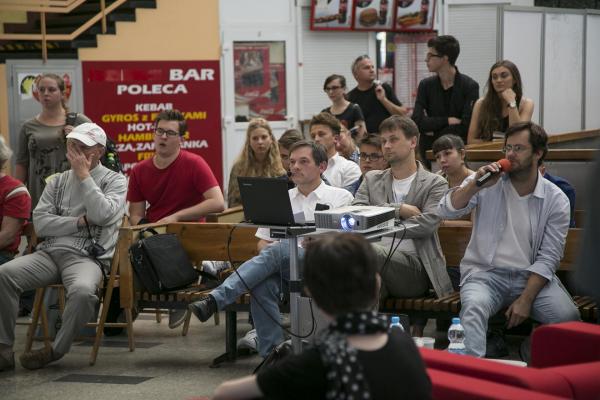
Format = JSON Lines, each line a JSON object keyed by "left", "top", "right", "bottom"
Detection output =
{"left": 379, "top": 220, "right": 407, "bottom": 278}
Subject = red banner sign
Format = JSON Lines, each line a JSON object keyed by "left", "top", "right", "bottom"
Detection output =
{"left": 81, "top": 60, "right": 223, "bottom": 184}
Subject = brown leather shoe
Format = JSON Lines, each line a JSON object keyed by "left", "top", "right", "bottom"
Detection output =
{"left": 19, "top": 347, "right": 62, "bottom": 370}
{"left": 0, "top": 351, "right": 15, "bottom": 372}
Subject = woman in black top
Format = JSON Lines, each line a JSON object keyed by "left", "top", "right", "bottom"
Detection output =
{"left": 322, "top": 74, "right": 367, "bottom": 141}
{"left": 467, "top": 60, "right": 534, "bottom": 144}
{"left": 212, "top": 233, "right": 432, "bottom": 400}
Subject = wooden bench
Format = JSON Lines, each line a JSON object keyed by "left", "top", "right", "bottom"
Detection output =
{"left": 379, "top": 225, "right": 598, "bottom": 323}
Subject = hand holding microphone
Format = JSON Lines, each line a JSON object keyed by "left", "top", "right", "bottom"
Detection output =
{"left": 475, "top": 158, "right": 512, "bottom": 187}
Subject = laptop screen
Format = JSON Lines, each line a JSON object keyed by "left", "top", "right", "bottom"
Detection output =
{"left": 238, "top": 177, "right": 299, "bottom": 226}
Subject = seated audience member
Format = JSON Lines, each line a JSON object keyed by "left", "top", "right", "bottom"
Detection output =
{"left": 189, "top": 141, "right": 354, "bottom": 357}
{"left": 227, "top": 118, "right": 286, "bottom": 207}
{"left": 310, "top": 112, "right": 361, "bottom": 190}
{"left": 277, "top": 128, "right": 304, "bottom": 189}
{"left": 0, "top": 123, "right": 126, "bottom": 371}
{"left": 212, "top": 233, "right": 432, "bottom": 400}
{"left": 322, "top": 74, "right": 366, "bottom": 140}
{"left": 127, "top": 109, "right": 224, "bottom": 329}
{"left": 349, "top": 134, "right": 389, "bottom": 195}
{"left": 432, "top": 134, "right": 474, "bottom": 188}
{"left": 347, "top": 55, "right": 407, "bottom": 134}
{"left": 438, "top": 121, "right": 579, "bottom": 357}
{"left": 540, "top": 162, "right": 576, "bottom": 228}
{"left": 0, "top": 136, "right": 31, "bottom": 265}
{"left": 468, "top": 60, "right": 534, "bottom": 144}
{"left": 411, "top": 35, "right": 479, "bottom": 169}
{"left": 336, "top": 126, "right": 360, "bottom": 163}
{"left": 353, "top": 116, "right": 453, "bottom": 302}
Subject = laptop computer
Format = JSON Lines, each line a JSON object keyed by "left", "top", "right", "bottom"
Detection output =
{"left": 238, "top": 176, "right": 314, "bottom": 227}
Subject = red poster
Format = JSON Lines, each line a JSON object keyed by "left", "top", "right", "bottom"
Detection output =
{"left": 81, "top": 61, "right": 222, "bottom": 184}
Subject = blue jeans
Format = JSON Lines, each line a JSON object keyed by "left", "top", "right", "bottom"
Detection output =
{"left": 210, "top": 240, "right": 303, "bottom": 357}
{"left": 460, "top": 268, "right": 580, "bottom": 357}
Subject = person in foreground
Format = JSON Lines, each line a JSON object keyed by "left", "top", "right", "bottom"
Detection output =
{"left": 0, "top": 123, "right": 126, "bottom": 371}
{"left": 212, "top": 233, "right": 432, "bottom": 400}
{"left": 437, "top": 121, "right": 579, "bottom": 357}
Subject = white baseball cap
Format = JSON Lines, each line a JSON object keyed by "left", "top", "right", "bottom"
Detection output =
{"left": 66, "top": 122, "right": 107, "bottom": 147}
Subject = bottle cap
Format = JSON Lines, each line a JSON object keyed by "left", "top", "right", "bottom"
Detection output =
{"left": 452, "top": 317, "right": 460, "bottom": 325}
{"left": 391, "top": 316, "right": 400, "bottom": 324}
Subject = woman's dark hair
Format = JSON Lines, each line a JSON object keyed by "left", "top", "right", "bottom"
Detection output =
{"left": 303, "top": 233, "right": 378, "bottom": 315}
{"left": 432, "top": 134, "right": 468, "bottom": 169}
{"left": 477, "top": 60, "right": 524, "bottom": 141}
{"left": 505, "top": 121, "right": 548, "bottom": 166}
{"left": 323, "top": 74, "right": 347, "bottom": 91}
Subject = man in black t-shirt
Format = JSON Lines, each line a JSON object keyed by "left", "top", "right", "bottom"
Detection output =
{"left": 347, "top": 55, "right": 407, "bottom": 134}
{"left": 411, "top": 35, "right": 479, "bottom": 169}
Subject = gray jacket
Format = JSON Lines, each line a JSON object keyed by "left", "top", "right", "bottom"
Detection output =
{"left": 353, "top": 162, "right": 453, "bottom": 297}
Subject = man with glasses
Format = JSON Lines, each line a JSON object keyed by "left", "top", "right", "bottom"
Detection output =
{"left": 438, "top": 121, "right": 579, "bottom": 358}
{"left": 127, "top": 109, "right": 224, "bottom": 328}
{"left": 347, "top": 55, "right": 406, "bottom": 134}
{"left": 411, "top": 35, "right": 479, "bottom": 169}
{"left": 349, "top": 134, "right": 389, "bottom": 195}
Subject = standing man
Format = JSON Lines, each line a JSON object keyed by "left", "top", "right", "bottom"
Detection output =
{"left": 353, "top": 116, "right": 453, "bottom": 303}
{"left": 0, "top": 123, "right": 126, "bottom": 370}
{"left": 310, "top": 112, "right": 361, "bottom": 190}
{"left": 188, "top": 141, "right": 354, "bottom": 358}
{"left": 438, "top": 121, "right": 579, "bottom": 357}
{"left": 347, "top": 55, "right": 407, "bottom": 134}
{"left": 411, "top": 35, "right": 479, "bottom": 169}
{"left": 127, "top": 109, "right": 225, "bottom": 328}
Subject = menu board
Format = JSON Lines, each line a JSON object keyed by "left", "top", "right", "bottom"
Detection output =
{"left": 311, "top": 0, "right": 354, "bottom": 30}
{"left": 353, "top": 0, "right": 394, "bottom": 31}
{"left": 395, "top": 0, "right": 435, "bottom": 31}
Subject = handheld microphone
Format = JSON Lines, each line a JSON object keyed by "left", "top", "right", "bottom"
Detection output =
{"left": 287, "top": 170, "right": 292, "bottom": 177}
{"left": 475, "top": 158, "right": 512, "bottom": 187}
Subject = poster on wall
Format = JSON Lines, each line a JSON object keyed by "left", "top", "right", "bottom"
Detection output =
{"left": 234, "top": 43, "right": 286, "bottom": 121}
{"left": 394, "top": 0, "right": 435, "bottom": 32}
{"left": 81, "top": 61, "right": 222, "bottom": 183}
{"left": 310, "top": 0, "right": 355, "bottom": 30}
{"left": 353, "top": 0, "right": 394, "bottom": 31}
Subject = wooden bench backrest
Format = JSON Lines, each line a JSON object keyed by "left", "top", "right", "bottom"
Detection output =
{"left": 439, "top": 226, "right": 581, "bottom": 271}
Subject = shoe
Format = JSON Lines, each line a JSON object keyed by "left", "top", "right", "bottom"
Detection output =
{"left": 0, "top": 351, "right": 15, "bottom": 372}
{"left": 19, "top": 347, "right": 63, "bottom": 370}
{"left": 199, "top": 261, "right": 231, "bottom": 282}
{"left": 237, "top": 329, "right": 259, "bottom": 353}
{"left": 485, "top": 331, "right": 509, "bottom": 358}
{"left": 519, "top": 336, "right": 531, "bottom": 364}
{"left": 168, "top": 309, "right": 188, "bottom": 329}
{"left": 105, "top": 306, "right": 139, "bottom": 336}
{"left": 188, "top": 295, "right": 217, "bottom": 322}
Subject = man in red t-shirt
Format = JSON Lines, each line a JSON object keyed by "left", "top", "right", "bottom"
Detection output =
{"left": 126, "top": 109, "right": 225, "bottom": 329}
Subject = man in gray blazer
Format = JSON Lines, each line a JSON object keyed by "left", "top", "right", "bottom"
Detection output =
{"left": 353, "top": 116, "right": 453, "bottom": 300}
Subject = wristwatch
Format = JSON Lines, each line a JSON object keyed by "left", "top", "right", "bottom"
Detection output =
{"left": 508, "top": 100, "right": 517, "bottom": 109}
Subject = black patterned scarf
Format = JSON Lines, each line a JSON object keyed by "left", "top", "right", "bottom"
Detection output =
{"left": 317, "top": 310, "right": 389, "bottom": 400}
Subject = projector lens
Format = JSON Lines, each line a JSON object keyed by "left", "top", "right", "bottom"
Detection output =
{"left": 340, "top": 214, "right": 355, "bottom": 231}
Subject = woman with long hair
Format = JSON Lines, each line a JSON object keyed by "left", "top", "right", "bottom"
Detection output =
{"left": 322, "top": 74, "right": 367, "bottom": 141}
{"left": 227, "top": 118, "right": 286, "bottom": 207}
{"left": 15, "top": 73, "right": 91, "bottom": 207}
{"left": 467, "top": 60, "right": 534, "bottom": 144}
{"left": 432, "top": 134, "right": 474, "bottom": 188}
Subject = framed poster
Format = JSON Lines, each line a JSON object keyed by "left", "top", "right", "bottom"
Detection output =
{"left": 311, "top": 0, "right": 354, "bottom": 31}
{"left": 394, "top": 0, "right": 436, "bottom": 32}
{"left": 353, "top": 0, "right": 394, "bottom": 31}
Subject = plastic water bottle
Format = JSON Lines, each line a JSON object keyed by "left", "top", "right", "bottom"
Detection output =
{"left": 389, "top": 316, "right": 404, "bottom": 332}
{"left": 447, "top": 317, "right": 466, "bottom": 355}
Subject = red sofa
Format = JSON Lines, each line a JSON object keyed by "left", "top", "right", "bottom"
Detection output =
{"left": 421, "top": 322, "right": 600, "bottom": 400}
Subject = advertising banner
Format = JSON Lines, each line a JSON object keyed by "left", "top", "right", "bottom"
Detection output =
{"left": 82, "top": 61, "right": 222, "bottom": 183}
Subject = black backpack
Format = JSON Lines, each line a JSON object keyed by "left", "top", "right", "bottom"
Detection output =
{"left": 101, "top": 137, "right": 122, "bottom": 173}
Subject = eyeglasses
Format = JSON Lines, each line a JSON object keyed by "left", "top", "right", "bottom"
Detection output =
{"left": 501, "top": 144, "right": 530, "bottom": 154}
{"left": 425, "top": 53, "right": 442, "bottom": 61}
{"left": 324, "top": 85, "right": 343, "bottom": 92}
{"left": 154, "top": 128, "right": 180, "bottom": 137}
{"left": 360, "top": 152, "right": 383, "bottom": 161}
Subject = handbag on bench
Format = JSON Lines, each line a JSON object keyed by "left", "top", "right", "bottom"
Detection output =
{"left": 129, "top": 228, "right": 199, "bottom": 294}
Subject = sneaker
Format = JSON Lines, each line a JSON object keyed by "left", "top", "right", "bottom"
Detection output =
{"left": 485, "top": 331, "right": 509, "bottom": 358}
{"left": 237, "top": 329, "right": 259, "bottom": 353}
{"left": 200, "top": 261, "right": 231, "bottom": 282}
{"left": 0, "top": 351, "right": 15, "bottom": 372}
{"left": 19, "top": 347, "right": 63, "bottom": 370}
{"left": 168, "top": 309, "right": 188, "bottom": 329}
{"left": 188, "top": 295, "right": 217, "bottom": 322}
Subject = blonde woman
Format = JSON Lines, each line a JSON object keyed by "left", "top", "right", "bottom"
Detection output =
{"left": 227, "top": 118, "right": 286, "bottom": 207}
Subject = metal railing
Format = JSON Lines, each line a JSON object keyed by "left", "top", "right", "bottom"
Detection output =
{"left": 0, "top": 0, "right": 128, "bottom": 61}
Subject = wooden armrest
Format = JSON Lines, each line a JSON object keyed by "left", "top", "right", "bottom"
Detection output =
{"left": 205, "top": 206, "right": 244, "bottom": 223}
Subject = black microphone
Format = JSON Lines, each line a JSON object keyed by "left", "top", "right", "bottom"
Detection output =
{"left": 476, "top": 159, "right": 512, "bottom": 187}
{"left": 287, "top": 170, "right": 292, "bottom": 177}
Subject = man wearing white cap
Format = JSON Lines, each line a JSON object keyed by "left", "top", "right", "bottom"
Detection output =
{"left": 0, "top": 122, "right": 127, "bottom": 371}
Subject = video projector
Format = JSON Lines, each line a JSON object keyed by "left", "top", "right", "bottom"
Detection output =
{"left": 314, "top": 205, "right": 395, "bottom": 233}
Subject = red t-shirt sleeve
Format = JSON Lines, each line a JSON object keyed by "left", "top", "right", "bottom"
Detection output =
{"left": 192, "top": 154, "right": 219, "bottom": 195}
{"left": 4, "top": 192, "right": 31, "bottom": 220}
{"left": 126, "top": 164, "right": 145, "bottom": 202}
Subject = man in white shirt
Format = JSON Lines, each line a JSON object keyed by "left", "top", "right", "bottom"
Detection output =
{"left": 438, "top": 121, "right": 579, "bottom": 357}
{"left": 189, "top": 141, "right": 353, "bottom": 357}
{"left": 310, "top": 112, "right": 361, "bottom": 191}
